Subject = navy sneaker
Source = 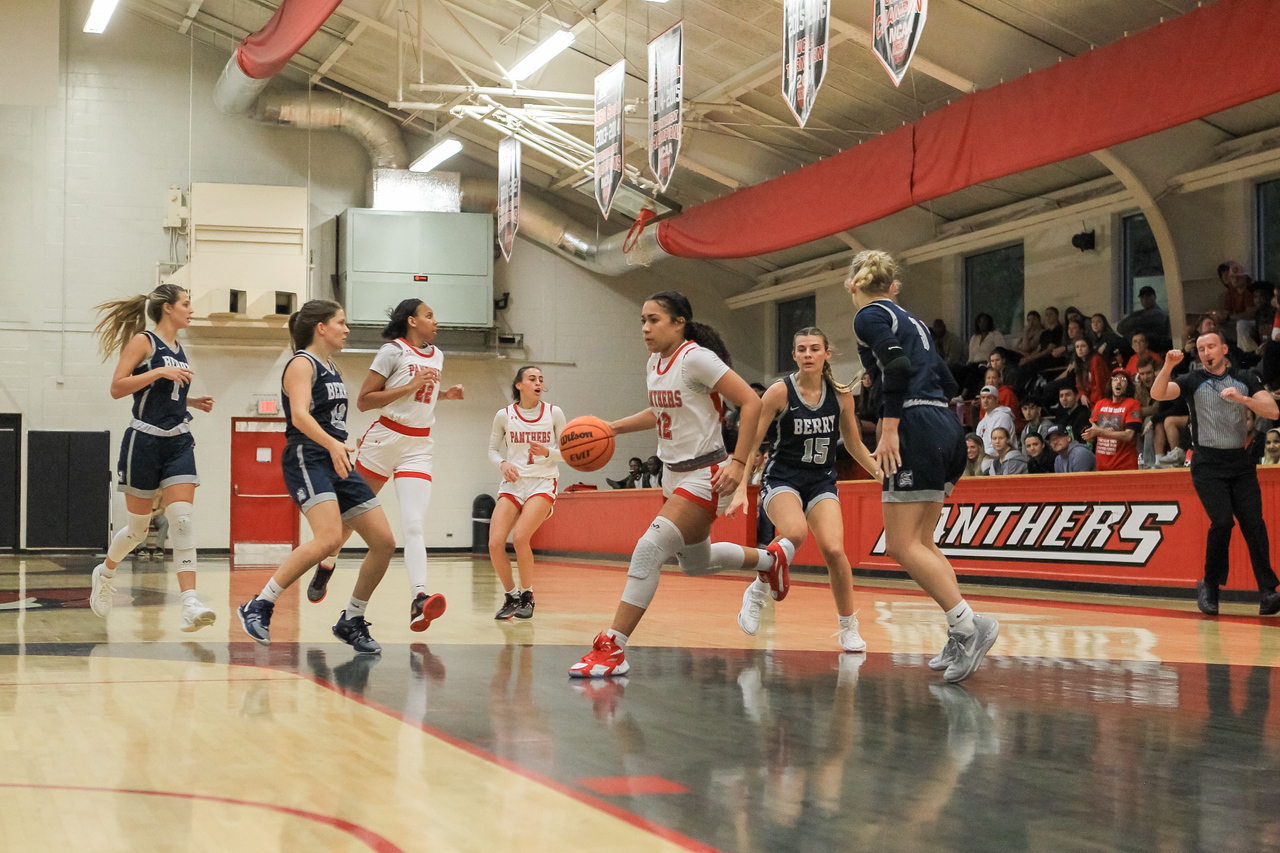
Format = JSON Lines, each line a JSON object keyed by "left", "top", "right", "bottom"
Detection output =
{"left": 514, "top": 589, "right": 535, "bottom": 619}
{"left": 308, "top": 563, "right": 335, "bottom": 603}
{"left": 333, "top": 610, "right": 382, "bottom": 655}
{"left": 494, "top": 592, "right": 520, "bottom": 620}
{"left": 237, "top": 596, "right": 274, "bottom": 645}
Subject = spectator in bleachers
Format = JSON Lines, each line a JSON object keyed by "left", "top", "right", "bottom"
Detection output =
{"left": 963, "top": 434, "right": 986, "bottom": 477}
{"left": 608, "top": 457, "right": 647, "bottom": 489}
{"left": 1020, "top": 306, "right": 1065, "bottom": 370}
{"left": 982, "top": 427, "right": 1028, "bottom": 475}
{"left": 1047, "top": 424, "right": 1096, "bottom": 473}
{"left": 1245, "top": 409, "right": 1266, "bottom": 462}
{"left": 984, "top": 367, "right": 1020, "bottom": 415}
{"left": 1087, "top": 314, "right": 1126, "bottom": 365}
{"left": 1135, "top": 357, "right": 1160, "bottom": 467}
{"left": 1218, "top": 261, "right": 1253, "bottom": 340}
{"left": 975, "top": 384, "right": 1015, "bottom": 459}
{"left": 987, "top": 349, "right": 1019, "bottom": 390}
{"left": 643, "top": 455, "right": 663, "bottom": 488}
{"left": 964, "top": 313, "right": 1005, "bottom": 396}
{"left": 1240, "top": 281, "right": 1275, "bottom": 353}
{"left": 1124, "top": 333, "right": 1163, "bottom": 375}
{"left": 1083, "top": 369, "right": 1142, "bottom": 471}
{"left": 931, "top": 319, "right": 966, "bottom": 373}
{"left": 1023, "top": 433, "right": 1055, "bottom": 474}
{"left": 1117, "top": 285, "right": 1172, "bottom": 352}
{"left": 1050, "top": 384, "right": 1092, "bottom": 443}
{"left": 1064, "top": 306, "right": 1086, "bottom": 328}
{"left": 1011, "top": 311, "right": 1045, "bottom": 362}
{"left": 1019, "top": 396, "right": 1054, "bottom": 447}
{"left": 1058, "top": 337, "right": 1110, "bottom": 406}
{"left": 1261, "top": 429, "right": 1280, "bottom": 466}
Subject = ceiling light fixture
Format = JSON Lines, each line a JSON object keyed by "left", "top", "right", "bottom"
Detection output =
{"left": 83, "top": 0, "right": 121, "bottom": 33}
{"left": 409, "top": 139, "right": 463, "bottom": 172}
{"left": 508, "top": 30, "right": 575, "bottom": 82}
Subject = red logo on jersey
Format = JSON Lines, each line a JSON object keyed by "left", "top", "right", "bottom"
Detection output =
{"left": 649, "top": 390, "right": 683, "bottom": 408}
{"left": 509, "top": 431, "right": 552, "bottom": 444}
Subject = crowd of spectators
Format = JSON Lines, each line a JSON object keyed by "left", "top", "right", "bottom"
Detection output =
{"left": 925, "top": 261, "right": 1280, "bottom": 476}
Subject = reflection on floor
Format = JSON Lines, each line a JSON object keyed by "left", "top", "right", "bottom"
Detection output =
{"left": 3, "top": 553, "right": 1280, "bottom": 852}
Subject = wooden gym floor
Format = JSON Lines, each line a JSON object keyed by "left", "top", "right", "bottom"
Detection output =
{"left": 3, "top": 551, "right": 1280, "bottom": 852}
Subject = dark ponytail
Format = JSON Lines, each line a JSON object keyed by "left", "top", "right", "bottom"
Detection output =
{"left": 383, "top": 298, "right": 425, "bottom": 341}
{"left": 289, "top": 299, "right": 343, "bottom": 351}
{"left": 647, "top": 290, "right": 732, "bottom": 366}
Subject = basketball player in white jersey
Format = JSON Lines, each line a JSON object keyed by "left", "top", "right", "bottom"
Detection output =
{"left": 307, "top": 299, "right": 463, "bottom": 633}
{"left": 570, "top": 291, "right": 789, "bottom": 678}
{"left": 488, "top": 365, "right": 566, "bottom": 620}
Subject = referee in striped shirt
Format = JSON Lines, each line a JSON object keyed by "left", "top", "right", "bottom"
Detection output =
{"left": 1151, "top": 330, "right": 1280, "bottom": 615}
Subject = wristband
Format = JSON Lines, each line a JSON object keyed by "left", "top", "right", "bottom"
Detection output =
{"left": 731, "top": 456, "right": 748, "bottom": 466}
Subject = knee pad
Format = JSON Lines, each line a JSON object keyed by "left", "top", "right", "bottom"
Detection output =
{"left": 107, "top": 512, "right": 152, "bottom": 561}
{"left": 165, "top": 502, "right": 195, "bottom": 551}
{"left": 677, "top": 538, "right": 713, "bottom": 576}
{"left": 165, "top": 502, "right": 197, "bottom": 571}
{"left": 621, "top": 516, "right": 684, "bottom": 608}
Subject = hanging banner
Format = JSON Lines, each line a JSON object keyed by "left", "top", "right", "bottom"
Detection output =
{"left": 594, "top": 59, "right": 627, "bottom": 219}
{"left": 872, "top": 0, "right": 928, "bottom": 87}
{"left": 648, "top": 22, "right": 683, "bottom": 193}
{"left": 781, "top": 0, "right": 830, "bottom": 128}
{"left": 497, "top": 135, "right": 521, "bottom": 262}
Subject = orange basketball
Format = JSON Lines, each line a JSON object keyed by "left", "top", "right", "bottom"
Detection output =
{"left": 560, "top": 416, "right": 616, "bottom": 472}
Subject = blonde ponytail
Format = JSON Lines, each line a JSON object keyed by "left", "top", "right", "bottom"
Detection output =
{"left": 93, "top": 284, "right": 187, "bottom": 360}
{"left": 844, "top": 249, "right": 898, "bottom": 296}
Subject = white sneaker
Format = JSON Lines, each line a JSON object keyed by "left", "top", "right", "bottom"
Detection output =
{"left": 837, "top": 615, "right": 867, "bottom": 653}
{"left": 90, "top": 563, "right": 114, "bottom": 618}
{"left": 180, "top": 599, "right": 217, "bottom": 632}
{"left": 1156, "top": 448, "right": 1185, "bottom": 468}
{"left": 737, "top": 582, "right": 768, "bottom": 635}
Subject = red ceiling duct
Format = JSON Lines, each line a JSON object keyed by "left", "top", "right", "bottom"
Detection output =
{"left": 236, "top": 0, "right": 344, "bottom": 79}
{"left": 656, "top": 0, "right": 1280, "bottom": 260}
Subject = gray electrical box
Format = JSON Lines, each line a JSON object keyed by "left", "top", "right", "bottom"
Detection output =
{"left": 337, "top": 208, "right": 494, "bottom": 328}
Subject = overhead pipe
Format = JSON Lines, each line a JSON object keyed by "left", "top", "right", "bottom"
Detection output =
{"left": 254, "top": 92, "right": 408, "bottom": 170}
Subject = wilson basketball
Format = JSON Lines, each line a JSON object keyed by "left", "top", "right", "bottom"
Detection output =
{"left": 560, "top": 416, "right": 616, "bottom": 472}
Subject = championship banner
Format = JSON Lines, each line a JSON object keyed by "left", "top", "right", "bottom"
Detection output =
{"left": 872, "top": 0, "right": 928, "bottom": 87}
{"left": 497, "top": 135, "right": 520, "bottom": 262}
{"left": 648, "top": 22, "right": 683, "bottom": 193}
{"left": 594, "top": 60, "right": 626, "bottom": 219}
{"left": 781, "top": 0, "right": 830, "bottom": 128}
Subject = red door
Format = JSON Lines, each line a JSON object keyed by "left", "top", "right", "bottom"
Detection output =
{"left": 230, "top": 418, "right": 297, "bottom": 568}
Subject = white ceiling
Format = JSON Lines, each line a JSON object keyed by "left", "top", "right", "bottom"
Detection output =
{"left": 124, "top": 0, "right": 1280, "bottom": 277}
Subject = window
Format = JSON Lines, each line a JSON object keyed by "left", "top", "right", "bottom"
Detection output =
{"left": 963, "top": 243, "right": 1024, "bottom": 338}
{"left": 1259, "top": 178, "right": 1280, "bottom": 282}
{"left": 1121, "top": 213, "right": 1164, "bottom": 315}
{"left": 776, "top": 295, "right": 815, "bottom": 373}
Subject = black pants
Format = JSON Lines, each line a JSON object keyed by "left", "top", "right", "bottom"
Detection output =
{"left": 1189, "top": 446, "right": 1278, "bottom": 591}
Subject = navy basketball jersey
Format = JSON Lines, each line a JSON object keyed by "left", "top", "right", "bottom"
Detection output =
{"left": 768, "top": 375, "right": 842, "bottom": 473}
{"left": 283, "top": 351, "right": 349, "bottom": 445}
{"left": 131, "top": 330, "right": 191, "bottom": 431}
{"left": 853, "top": 298, "right": 958, "bottom": 415}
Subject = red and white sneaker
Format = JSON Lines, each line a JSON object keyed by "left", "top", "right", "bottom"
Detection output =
{"left": 761, "top": 542, "right": 790, "bottom": 601}
{"left": 569, "top": 632, "right": 630, "bottom": 678}
{"left": 410, "top": 592, "right": 447, "bottom": 632}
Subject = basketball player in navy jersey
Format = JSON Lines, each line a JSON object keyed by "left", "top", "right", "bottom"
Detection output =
{"left": 733, "top": 327, "right": 880, "bottom": 651}
{"left": 237, "top": 300, "right": 397, "bottom": 655}
{"left": 850, "top": 251, "right": 999, "bottom": 683}
{"left": 91, "top": 284, "right": 216, "bottom": 631}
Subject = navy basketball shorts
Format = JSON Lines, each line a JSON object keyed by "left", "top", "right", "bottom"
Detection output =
{"left": 883, "top": 404, "right": 966, "bottom": 504}
{"left": 760, "top": 465, "right": 839, "bottom": 514}
{"left": 117, "top": 428, "right": 199, "bottom": 498}
{"left": 282, "top": 442, "right": 380, "bottom": 521}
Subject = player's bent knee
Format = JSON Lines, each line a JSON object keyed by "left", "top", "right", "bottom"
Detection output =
{"left": 676, "top": 538, "right": 713, "bottom": 576}
{"left": 126, "top": 511, "right": 151, "bottom": 543}
{"left": 164, "top": 501, "right": 195, "bottom": 550}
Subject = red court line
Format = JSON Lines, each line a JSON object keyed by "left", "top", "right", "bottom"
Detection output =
{"left": 544, "top": 559, "right": 1278, "bottom": 625}
{"left": 0, "top": 782, "right": 403, "bottom": 852}
{"left": 298, "top": 672, "right": 723, "bottom": 853}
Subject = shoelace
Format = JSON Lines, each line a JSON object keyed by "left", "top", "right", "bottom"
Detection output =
{"left": 348, "top": 617, "right": 374, "bottom": 641}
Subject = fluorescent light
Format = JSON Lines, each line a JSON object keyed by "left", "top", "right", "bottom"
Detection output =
{"left": 508, "top": 30, "right": 575, "bottom": 82}
{"left": 409, "top": 139, "right": 463, "bottom": 173}
{"left": 83, "top": 0, "right": 121, "bottom": 33}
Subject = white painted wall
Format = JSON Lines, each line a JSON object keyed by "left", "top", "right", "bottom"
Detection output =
{"left": 0, "top": 10, "right": 762, "bottom": 550}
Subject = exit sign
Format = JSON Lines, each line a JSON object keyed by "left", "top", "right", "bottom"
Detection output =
{"left": 257, "top": 399, "right": 278, "bottom": 415}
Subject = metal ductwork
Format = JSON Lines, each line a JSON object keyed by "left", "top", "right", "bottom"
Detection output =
{"left": 253, "top": 92, "right": 408, "bottom": 171}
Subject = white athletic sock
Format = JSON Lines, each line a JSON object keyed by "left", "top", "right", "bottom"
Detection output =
{"left": 605, "top": 628, "right": 628, "bottom": 648}
{"left": 505, "top": 586, "right": 518, "bottom": 596}
{"left": 347, "top": 596, "right": 368, "bottom": 618}
{"left": 259, "top": 578, "right": 284, "bottom": 603}
{"left": 520, "top": 586, "right": 532, "bottom": 594}
{"left": 749, "top": 577, "right": 769, "bottom": 597}
{"left": 945, "top": 600, "right": 976, "bottom": 637}
{"left": 777, "top": 538, "right": 796, "bottom": 564}
{"left": 181, "top": 589, "right": 199, "bottom": 606}
{"left": 100, "top": 564, "right": 116, "bottom": 579}
{"left": 395, "top": 476, "right": 433, "bottom": 597}
{"left": 838, "top": 613, "right": 854, "bottom": 629}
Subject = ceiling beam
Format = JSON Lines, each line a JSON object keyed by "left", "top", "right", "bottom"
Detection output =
{"left": 310, "top": 20, "right": 366, "bottom": 84}
{"left": 177, "top": 0, "right": 203, "bottom": 35}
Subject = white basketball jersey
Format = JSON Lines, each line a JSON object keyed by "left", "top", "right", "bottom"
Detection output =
{"left": 647, "top": 340, "right": 730, "bottom": 465}
{"left": 369, "top": 338, "right": 445, "bottom": 429}
{"left": 500, "top": 402, "right": 562, "bottom": 479}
